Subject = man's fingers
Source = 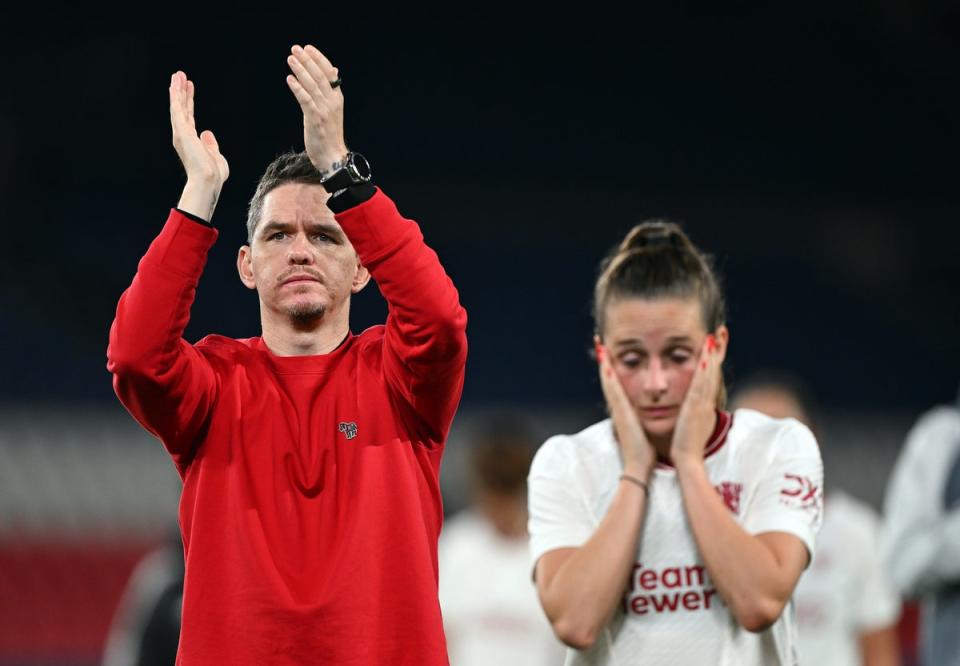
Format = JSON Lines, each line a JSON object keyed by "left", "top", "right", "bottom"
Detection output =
{"left": 169, "top": 74, "right": 178, "bottom": 125}
{"left": 301, "top": 44, "right": 339, "bottom": 95}
{"left": 199, "top": 129, "right": 218, "bottom": 151}
{"left": 304, "top": 44, "right": 336, "bottom": 75}
{"left": 186, "top": 79, "right": 195, "bottom": 127}
{"left": 170, "top": 72, "right": 189, "bottom": 133}
{"left": 285, "top": 74, "right": 322, "bottom": 115}
{"left": 169, "top": 72, "right": 196, "bottom": 130}
{"left": 287, "top": 49, "right": 323, "bottom": 98}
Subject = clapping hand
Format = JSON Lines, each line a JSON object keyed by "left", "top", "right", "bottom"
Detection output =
{"left": 285, "top": 45, "right": 348, "bottom": 177}
{"left": 169, "top": 71, "right": 229, "bottom": 220}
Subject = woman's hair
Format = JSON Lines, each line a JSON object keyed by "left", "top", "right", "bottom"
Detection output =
{"left": 593, "top": 220, "right": 728, "bottom": 406}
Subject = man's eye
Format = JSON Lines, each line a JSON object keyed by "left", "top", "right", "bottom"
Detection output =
{"left": 313, "top": 233, "right": 333, "bottom": 243}
{"left": 269, "top": 232, "right": 286, "bottom": 241}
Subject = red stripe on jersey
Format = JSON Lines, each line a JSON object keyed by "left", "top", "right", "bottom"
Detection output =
{"left": 656, "top": 410, "right": 733, "bottom": 469}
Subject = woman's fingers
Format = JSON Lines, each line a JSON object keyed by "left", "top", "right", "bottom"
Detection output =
{"left": 597, "top": 341, "right": 650, "bottom": 459}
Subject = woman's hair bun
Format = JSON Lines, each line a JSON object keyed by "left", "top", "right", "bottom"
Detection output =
{"left": 619, "top": 220, "right": 687, "bottom": 254}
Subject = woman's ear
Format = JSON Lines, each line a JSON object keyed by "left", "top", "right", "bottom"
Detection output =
{"left": 714, "top": 325, "right": 730, "bottom": 363}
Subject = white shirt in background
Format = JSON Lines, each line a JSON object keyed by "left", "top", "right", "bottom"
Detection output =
{"left": 880, "top": 405, "right": 960, "bottom": 665}
{"left": 440, "top": 510, "right": 566, "bottom": 666}
{"left": 793, "top": 490, "right": 900, "bottom": 666}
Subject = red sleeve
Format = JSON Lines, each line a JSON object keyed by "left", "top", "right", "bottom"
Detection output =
{"left": 106, "top": 210, "right": 219, "bottom": 471}
{"left": 335, "top": 189, "right": 468, "bottom": 443}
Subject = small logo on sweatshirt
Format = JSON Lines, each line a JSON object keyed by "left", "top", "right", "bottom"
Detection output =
{"left": 338, "top": 422, "right": 358, "bottom": 440}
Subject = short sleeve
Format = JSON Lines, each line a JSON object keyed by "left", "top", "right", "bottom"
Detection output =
{"left": 742, "top": 419, "right": 824, "bottom": 561}
{"left": 527, "top": 436, "right": 597, "bottom": 571}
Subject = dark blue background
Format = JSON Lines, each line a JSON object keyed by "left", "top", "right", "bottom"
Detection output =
{"left": 3, "top": 6, "right": 958, "bottom": 410}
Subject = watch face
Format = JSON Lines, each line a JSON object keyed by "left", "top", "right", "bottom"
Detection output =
{"left": 349, "top": 153, "right": 372, "bottom": 182}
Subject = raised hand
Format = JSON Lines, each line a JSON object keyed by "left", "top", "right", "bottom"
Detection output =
{"left": 169, "top": 71, "right": 229, "bottom": 220}
{"left": 596, "top": 339, "right": 656, "bottom": 480}
{"left": 285, "top": 45, "right": 348, "bottom": 176}
{"left": 670, "top": 335, "right": 721, "bottom": 466}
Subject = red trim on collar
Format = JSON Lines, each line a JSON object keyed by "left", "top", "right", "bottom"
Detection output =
{"left": 655, "top": 410, "right": 733, "bottom": 469}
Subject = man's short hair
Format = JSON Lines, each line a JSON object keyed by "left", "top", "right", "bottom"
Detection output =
{"left": 246, "top": 151, "right": 324, "bottom": 243}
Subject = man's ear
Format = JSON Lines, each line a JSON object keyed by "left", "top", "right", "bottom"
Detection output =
{"left": 237, "top": 245, "right": 257, "bottom": 290}
{"left": 351, "top": 260, "right": 371, "bottom": 294}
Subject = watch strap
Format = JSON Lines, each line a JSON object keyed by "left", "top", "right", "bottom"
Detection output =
{"left": 321, "top": 152, "right": 372, "bottom": 193}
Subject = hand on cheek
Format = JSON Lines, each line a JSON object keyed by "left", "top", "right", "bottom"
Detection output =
{"left": 671, "top": 334, "right": 721, "bottom": 466}
{"left": 595, "top": 338, "right": 656, "bottom": 478}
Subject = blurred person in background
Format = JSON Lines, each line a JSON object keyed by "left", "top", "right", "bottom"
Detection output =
{"left": 528, "top": 222, "right": 823, "bottom": 665}
{"left": 439, "top": 419, "right": 565, "bottom": 666}
{"left": 732, "top": 374, "right": 902, "bottom": 666}
{"left": 880, "top": 388, "right": 960, "bottom": 666}
{"left": 102, "top": 530, "right": 183, "bottom": 666}
{"left": 106, "top": 45, "right": 467, "bottom": 664}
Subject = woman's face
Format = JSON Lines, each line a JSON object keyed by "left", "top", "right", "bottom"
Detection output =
{"left": 600, "top": 296, "right": 727, "bottom": 444}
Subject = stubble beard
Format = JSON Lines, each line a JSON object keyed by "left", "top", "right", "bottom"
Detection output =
{"left": 286, "top": 302, "right": 326, "bottom": 329}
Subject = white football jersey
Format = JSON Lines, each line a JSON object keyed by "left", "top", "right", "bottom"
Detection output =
{"left": 529, "top": 408, "right": 823, "bottom": 666}
{"left": 439, "top": 511, "right": 566, "bottom": 666}
{"left": 793, "top": 491, "right": 900, "bottom": 666}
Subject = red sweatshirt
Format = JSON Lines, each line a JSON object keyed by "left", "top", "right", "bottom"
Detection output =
{"left": 107, "top": 189, "right": 467, "bottom": 665}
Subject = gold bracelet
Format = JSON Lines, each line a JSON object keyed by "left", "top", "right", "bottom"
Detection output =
{"left": 619, "top": 473, "right": 649, "bottom": 496}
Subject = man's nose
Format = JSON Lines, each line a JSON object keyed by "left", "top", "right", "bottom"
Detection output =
{"left": 287, "top": 233, "right": 315, "bottom": 264}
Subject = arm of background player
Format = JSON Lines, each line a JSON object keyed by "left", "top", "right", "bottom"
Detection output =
{"left": 860, "top": 626, "right": 902, "bottom": 666}
{"left": 880, "top": 407, "right": 960, "bottom": 597}
{"left": 854, "top": 501, "right": 902, "bottom": 666}
{"left": 107, "top": 72, "right": 227, "bottom": 469}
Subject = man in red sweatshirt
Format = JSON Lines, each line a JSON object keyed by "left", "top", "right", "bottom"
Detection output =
{"left": 107, "top": 44, "right": 467, "bottom": 665}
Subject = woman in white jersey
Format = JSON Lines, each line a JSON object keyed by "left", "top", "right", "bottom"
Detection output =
{"left": 528, "top": 222, "right": 824, "bottom": 665}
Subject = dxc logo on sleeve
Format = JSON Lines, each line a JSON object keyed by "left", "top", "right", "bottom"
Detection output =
{"left": 780, "top": 473, "right": 818, "bottom": 508}
{"left": 338, "top": 422, "right": 358, "bottom": 440}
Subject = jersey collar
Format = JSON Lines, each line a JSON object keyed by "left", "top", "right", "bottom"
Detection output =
{"left": 655, "top": 409, "right": 733, "bottom": 469}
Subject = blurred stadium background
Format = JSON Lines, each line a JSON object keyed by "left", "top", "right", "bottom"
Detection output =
{"left": 2, "top": 5, "right": 958, "bottom": 665}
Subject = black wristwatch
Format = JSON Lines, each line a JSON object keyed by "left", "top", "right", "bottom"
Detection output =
{"left": 320, "top": 152, "right": 372, "bottom": 193}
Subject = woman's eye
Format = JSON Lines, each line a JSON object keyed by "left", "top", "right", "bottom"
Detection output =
{"left": 619, "top": 354, "right": 643, "bottom": 368}
{"left": 668, "top": 351, "right": 692, "bottom": 364}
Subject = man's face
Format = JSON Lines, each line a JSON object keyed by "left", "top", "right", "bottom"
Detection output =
{"left": 237, "top": 183, "right": 368, "bottom": 322}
